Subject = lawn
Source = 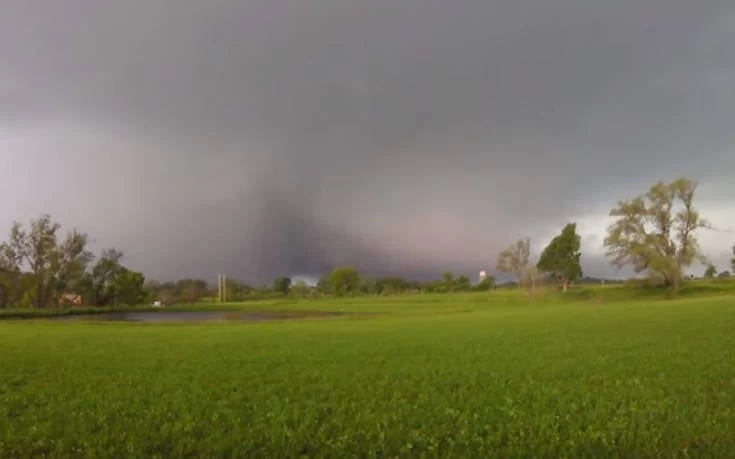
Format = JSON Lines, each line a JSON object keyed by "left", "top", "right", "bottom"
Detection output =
{"left": 2, "top": 294, "right": 735, "bottom": 457}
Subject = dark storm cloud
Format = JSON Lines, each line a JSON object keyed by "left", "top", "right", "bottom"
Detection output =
{"left": 1, "top": 0, "right": 734, "bottom": 282}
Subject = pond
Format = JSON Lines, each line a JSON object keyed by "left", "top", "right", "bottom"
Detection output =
{"left": 49, "top": 310, "right": 343, "bottom": 323}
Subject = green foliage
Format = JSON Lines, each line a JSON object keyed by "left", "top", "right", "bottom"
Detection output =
{"left": 704, "top": 264, "right": 717, "bottom": 279}
{"left": 224, "top": 279, "right": 253, "bottom": 301}
{"left": 83, "top": 248, "right": 125, "bottom": 306}
{"left": 359, "top": 277, "right": 377, "bottom": 295}
{"left": 604, "top": 177, "right": 710, "bottom": 292}
{"left": 316, "top": 275, "right": 332, "bottom": 294}
{"left": 289, "top": 280, "right": 311, "bottom": 298}
{"left": 440, "top": 272, "right": 460, "bottom": 292}
{"left": 0, "top": 214, "right": 93, "bottom": 308}
{"left": 375, "top": 277, "right": 409, "bottom": 295}
{"left": 272, "top": 277, "right": 292, "bottom": 295}
{"left": 145, "top": 279, "right": 209, "bottom": 305}
{"left": 455, "top": 275, "right": 470, "bottom": 291}
{"left": 3, "top": 295, "right": 735, "bottom": 456}
{"left": 0, "top": 215, "right": 149, "bottom": 308}
{"left": 111, "top": 268, "right": 147, "bottom": 306}
{"left": 473, "top": 276, "right": 495, "bottom": 291}
{"left": 328, "top": 266, "right": 361, "bottom": 296}
{"left": 418, "top": 272, "right": 474, "bottom": 293}
{"left": 731, "top": 242, "right": 735, "bottom": 272}
{"left": 537, "top": 223, "right": 582, "bottom": 291}
{"left": 176, "top": 279, "right": 210, "bottom": 303}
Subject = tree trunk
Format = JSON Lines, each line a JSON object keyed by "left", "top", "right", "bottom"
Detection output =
{"left": 670, "top": 258, "right": 683, "bottom": 295}
{"left": 562, "top": 279, "right": 568, "bottom": 292}
{"left": 35, "top": 279, "right": 45, "bottom": 308}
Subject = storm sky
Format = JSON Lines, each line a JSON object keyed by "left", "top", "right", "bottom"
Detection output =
{"left": 2, "top": 1, "right": 734, "bottom": 283}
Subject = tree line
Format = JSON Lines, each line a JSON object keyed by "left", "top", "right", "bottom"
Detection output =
{"left": 1, "top": 177, "right": 732, "bottom": 308}
{"left": 494, "top": 177, "right": 734, "bottom": 291}
{"left": 0, "top": 215, "right": 147, "bottom": 308}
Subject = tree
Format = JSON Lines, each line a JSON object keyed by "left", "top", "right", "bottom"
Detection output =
{"left": 83, "top": 249, "right": 124, "bottom": 306}
{"left": 111, "top": 268, "right": 147, "bottom": 306}
{"left": 496, "top": 238, "right": 531, "bottom": 287}
{"left": 224, "top": 279, "right": 252, "bottom": 301}
{"left": 290, "top": 280, "right": 310, "bottom": 298}
{"left": 0, "top": 246, "right": 24, "bottom": 308}
{"left": 718, "top": 270, "right": 731, "bottom": 279}
{"left": 376, "top": 277, "right": 408, "bottom": 295}
{"left": 316, "top": 275, "right": 332, "bottom": 294}
{"left": 441, "top": 271, "right": 455, "bottom": 292}
{"left": 474, "top": 275, "right": 495, "bottom": 291}
{"left": 704, "top": 264, "right": 718, "bottom": 279}
{"left": 455, "top": 275, "right": 471, "bottom": 291}
{"left": 522, "top": 265, "right": 542, "bottom": 293}
{"left": 175, "top": 279, "right": 209, "bottom": 303}
{"left": 731, "top": 243, "right": 735, "bottom": 272}
{"left": 537, "top": 223, "right": 582, "bottom": 292}
{"left": 360, "top": 278, "right": 378, "bottom": 295}
{"left": 604, "top": 178, "right": 710, "bottom": 293}
{"left": 155, "top": 283, "right": 176, "bottom": 305}
{"left": 0, "top": 215, "right": 92, "bottom": 308}
{"left": 328, "top": 266, "right": 361, "bottom": 296}
{"left": 272, "top": 276, "right": 292, "bottom": 295}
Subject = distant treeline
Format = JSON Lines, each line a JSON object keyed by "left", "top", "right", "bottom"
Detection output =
{"left": 147, "top": 270, "right": 733, "bottom": 305}
{"left": 2, "top": 177, "right": 734, "bottom": 308}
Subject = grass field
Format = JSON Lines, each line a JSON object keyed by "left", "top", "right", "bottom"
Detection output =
{"left": 2, "top": 290, "right": 735, "bottom": 457}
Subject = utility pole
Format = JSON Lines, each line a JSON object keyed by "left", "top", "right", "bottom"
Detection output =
{"left": 222, "top": 274, "right": 227, "bottom": 303}
{"left": 217, "top": 273, "right": 227, "bottom": 303}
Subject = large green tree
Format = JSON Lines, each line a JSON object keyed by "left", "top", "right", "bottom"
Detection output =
{"left": 704, "top": 264, "right": 717, "bottom": 279}
{"left": 328, "top": 266, "right": 361, "bottom": 296}
{"left": 537, "top": 223, "right": 582, "bottom": 292}
{"left": 496, "top": 238, "right": 531, "bottom": 287}
{"left": 604, "top": 178, "right": 710, "bottom": 293}
{"left": 110, "top": 268, "right": 147, "bottom": 306}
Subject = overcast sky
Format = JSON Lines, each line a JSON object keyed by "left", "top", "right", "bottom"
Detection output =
{"left": 1, "top": 1, "right": 734, "bottom": 283}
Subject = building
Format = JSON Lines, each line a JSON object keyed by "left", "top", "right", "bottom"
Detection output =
{"left": 59, "top": 293, "right": 83, "bottom": 307}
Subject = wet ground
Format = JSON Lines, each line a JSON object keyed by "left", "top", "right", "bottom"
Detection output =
{"left": 49, "top": 310, "right": 343, "bottom": 323}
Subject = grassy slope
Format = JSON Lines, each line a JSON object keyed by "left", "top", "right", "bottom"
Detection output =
{"left": 2, "top": 293, "right": 735, "bottom": 457}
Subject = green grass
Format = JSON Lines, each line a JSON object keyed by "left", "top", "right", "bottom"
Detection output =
{"left": 2, "top": 293, "right": 735, "bottom": 457}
